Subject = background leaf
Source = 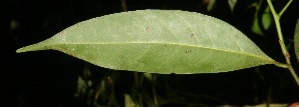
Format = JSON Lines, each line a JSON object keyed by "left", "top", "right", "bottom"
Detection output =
{"left": 295, "top": 19, "right": 299, "bottom": 63}
{"left": 16, "top": 10, "right": 276, "bottom": 74}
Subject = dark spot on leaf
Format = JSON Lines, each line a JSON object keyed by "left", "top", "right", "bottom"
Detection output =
{"left": 190, "top": 33, "right": 195, "bottom": 37}
{"left": 146, "top": 27, "right": 150, "bottom": 32}
{"left": 164, "top": 45, "right": 167, "bottom": 47}
{"left": 185, "top": 50, "right": 192, "bottom": 53}
{"left": 234, "top": 34, "right": 239, "bottom": 38}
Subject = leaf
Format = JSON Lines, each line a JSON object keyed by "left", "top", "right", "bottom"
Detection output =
{"left": 295, "top": 19, "right": 299, "bottom": 62}
{"left": 228, "top": 0, "right": 237, "bottom": 12}
{"left": 16, "top": 10, "right": 276, "bottom": 74}
{"left": 124, "top": 94, "right": 136, "bottom": 107}
{"left": 252, "top": 7, "right": 273, "bottom": 35}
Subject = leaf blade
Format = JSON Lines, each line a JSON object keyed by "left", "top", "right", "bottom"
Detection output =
{"left": 17, "top": 10, "right": 276, "bottom": 74}
{"left": 295, "top": 19, "right": 299, "bottom": 63}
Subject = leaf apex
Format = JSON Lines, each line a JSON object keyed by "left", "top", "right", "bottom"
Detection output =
{"left": 16, "top": 43, "right": 49, "bottom": 53}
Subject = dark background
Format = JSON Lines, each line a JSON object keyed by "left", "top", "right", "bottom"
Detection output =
{"left": 1, "top": 0, "right": 299, "bottom": 107}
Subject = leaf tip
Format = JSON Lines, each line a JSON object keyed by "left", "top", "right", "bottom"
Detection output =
{"left": 16, "top": 43, "right": 50, "bottom": 53}
{"left": 16, "top": 45, "right": 37, "bottom": 53}
{"left": 16, "top": 48, "right": 25, "bottom": 53}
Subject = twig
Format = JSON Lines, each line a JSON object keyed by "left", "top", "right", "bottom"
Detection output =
{"left": 266, "top": 0, "right": 299, "bottom": 86}
{"left": 278, "top": 0, "right": 293, "bottom": 17}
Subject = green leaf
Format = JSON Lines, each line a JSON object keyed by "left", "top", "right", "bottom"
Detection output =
{"left": 124, "top": 94, "right": 136, "bottom": 107}
{"left": 295, "top": 19, "right": 299, "bottom": 62}
{"left": 16, "top": 10, "right": 276, "bottom": 74}
{"left": 252, "top": 7, "right": 273, "bottom": 35}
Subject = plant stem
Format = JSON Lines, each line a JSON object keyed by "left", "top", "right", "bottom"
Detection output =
{"left": 278, "top": 0, "right": 293, "bottom": 17}
{"left": 266, "top": 0, "right": 299, "bottom": 86}
{"left": 288, "top": 66, "right": 299, "bottom": 86}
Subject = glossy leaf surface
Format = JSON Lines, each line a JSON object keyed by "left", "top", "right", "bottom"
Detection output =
{"left": 17, "top": 10, "right": 276, "bottom": 74}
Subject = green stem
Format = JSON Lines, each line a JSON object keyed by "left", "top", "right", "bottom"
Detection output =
{"left": 267, "top": 0, "right": 287, "bottom": 60}
{"left": 278, "top": 0, "right": 293, "bottom": 17}
{"left": 267, "top": 0, "right": 299, "bottom": 86}
{"left": 289, "top": 66, "right": 299, "bottom": 86}
{"left": 274, "top": 62, "right": 289, "bottom": 68}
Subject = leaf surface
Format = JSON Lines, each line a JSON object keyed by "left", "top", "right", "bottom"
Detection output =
{"left": 295, "top": 19, "right": 299, "bottom": 62}
{"left": 17, "top": 10, "right": 276, "bottom": 74}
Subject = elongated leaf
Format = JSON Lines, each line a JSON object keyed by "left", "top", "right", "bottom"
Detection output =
{"left": 16, "top": 10, "right": 276, "bottom": 74}
{"left": 295, "top": 19, "right": 299, "bottom": 62}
